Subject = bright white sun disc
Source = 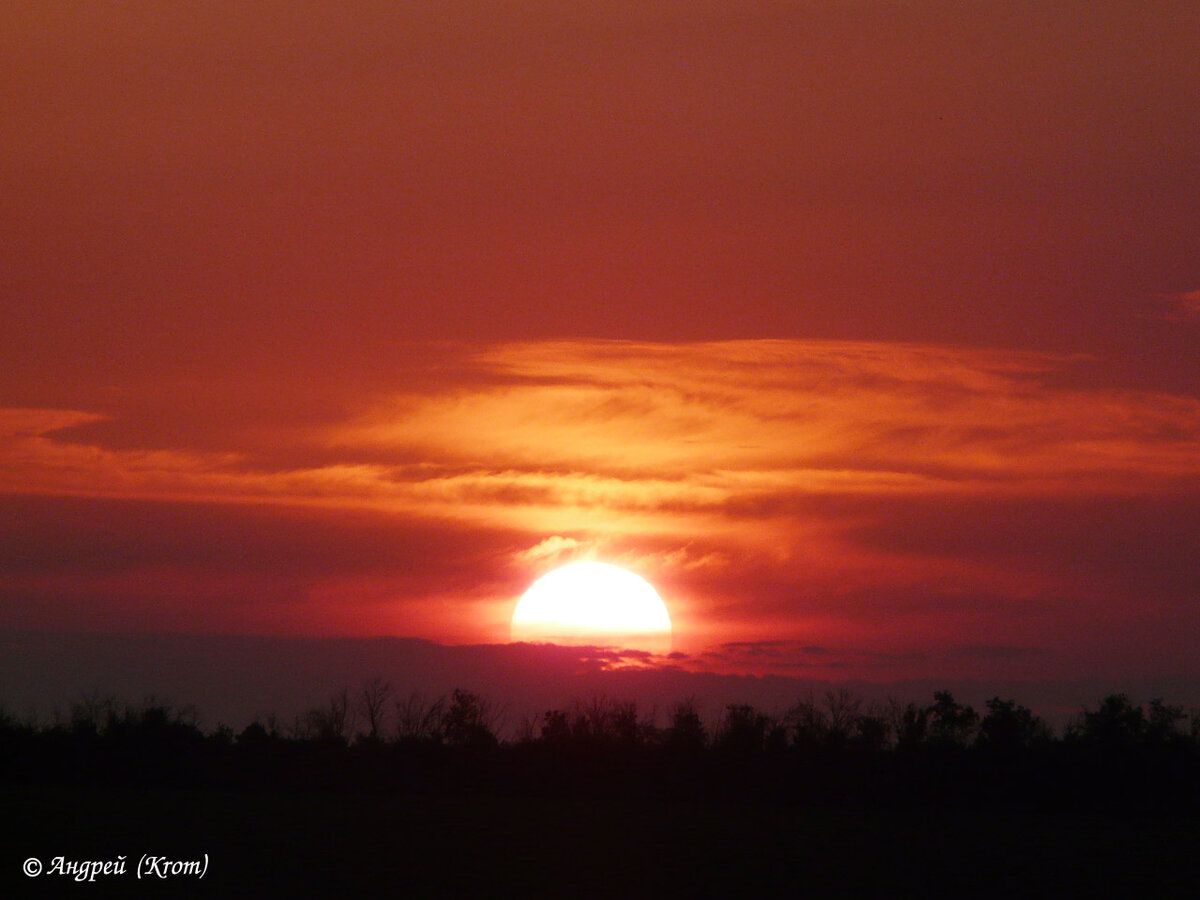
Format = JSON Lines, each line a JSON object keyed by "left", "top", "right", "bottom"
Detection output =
{"left": 511, "top": 562, "right": 672, "bottom": 653}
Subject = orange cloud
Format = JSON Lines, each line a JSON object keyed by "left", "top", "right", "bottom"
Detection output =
{"left": 4, "top": 340, "right": 1199, "bottom": 661}
{"left": 342, "top": 340, "right": 1200, "bottom": 504}
{"left": 5, "top": 339, "right": 1200, "bottom": 529}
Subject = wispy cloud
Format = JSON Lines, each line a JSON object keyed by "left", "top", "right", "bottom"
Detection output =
{"left": 342, "top": 340, "right": 1200, "bottom": 509}
{"left": 3, "top": 340, "right": 1199, "bottom": 669}
{"left": 1162, "top": 289, "right": 1200, "bottom": 324}
{"left": 7, "top": 341, "right": 1199, "bottom": 518}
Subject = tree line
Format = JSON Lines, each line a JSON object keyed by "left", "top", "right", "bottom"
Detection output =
{"left": 3, "top": 685, "right": 1198, "bottom": 811}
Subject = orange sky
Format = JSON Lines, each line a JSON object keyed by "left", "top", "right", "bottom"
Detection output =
{"left": 2, "top": 1, "right": 1199, "bottom": 685}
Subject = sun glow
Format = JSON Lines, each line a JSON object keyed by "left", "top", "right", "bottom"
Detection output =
{"left": 510, "top": 562, "right": 672, "bottom": 654}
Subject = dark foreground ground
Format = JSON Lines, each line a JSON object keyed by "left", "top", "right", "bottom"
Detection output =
{"left": 5, "top": 786, "right": 1199, "bottom": 898}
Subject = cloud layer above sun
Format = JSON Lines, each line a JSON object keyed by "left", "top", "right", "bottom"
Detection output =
{"left": 3, "top": 339, "right": 1199, "bottom": 681}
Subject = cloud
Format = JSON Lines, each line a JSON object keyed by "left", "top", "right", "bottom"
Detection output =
{"left": 340, "top": 340, "right": 1200, "bottom": 512}
{"left": 0, "top": 492, "right": 531, "bottom": 641}
{"left": 0, "top": 408, "right": 106, "bottom": 437}
{"left": 1163, "top": 289, "right": 1200, "bottom": 324}
{"left": 514, "top": 535, "right": 586, "bottom": 564}
{"left": 8, "top": 341, "right": 1200, "bottom": 523}
{"left": 693, "top": 639, "right": 1052, "bottom": 678}
{"left": 3, "top": 340, "right": 1200, "bottom": 671}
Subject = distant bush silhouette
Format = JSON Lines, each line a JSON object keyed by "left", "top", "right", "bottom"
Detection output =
{"left": 302, "top": 688, "right": 355, "bottom": 746}
{"left": 395, "top": 692, "right": 445, "bottom": 743}
{"left": 440, "top": 689, "right": 499, "bottom": 749}
{"left": 713, "top": 704, "right": 772, "bottom": 757}
{"left": 978, "top": 697, "right": 1050, "bottom": 753}
{"left": 1074, "top": 693, "right": 1145, "bottom": 746}
{"left": 664, "top": 699, "right": 706, "bottom": 753}
{"left": 927, "top": 691, "right": 979, "bottom": 747}
{"left": 358, "top": 677, "right": 393, "bottom": 742}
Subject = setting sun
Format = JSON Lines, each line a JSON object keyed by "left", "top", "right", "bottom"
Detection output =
{"left": 511, "top": 562, "right": 672, "bottom": 654}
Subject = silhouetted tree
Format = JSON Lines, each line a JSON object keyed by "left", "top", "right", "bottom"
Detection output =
{"left": 305, "top": 688, "right": 355, "bottom": 746}
{"left": 887, "top": 697, "right": 929, "bottom": 748}
{"left": 513, "top": 711, "right": 541, "bottom": 744}
{"left": 927, "top": 691, "right": 979, "bottom": 747}
{"left": 16, "top": 683, "right": 1200, "bottom": 814}
{"left": 69, "top": 691, "right": 117, "bottom": 736}
{"left": 395, "top": 692, "right": 445, "bottom": 743}
{"left": 541, "top": 709, "right": 572, "bottom": 745}
{"left": 787, "top": 694, "right": 830, "bottom": 751}
{"left": 358, "top": 677, "right": 393, "bottom": 742}
{"left": 825, "top": 688, "right": 863, "bottom": 744}
{"left": 1146, "top": 698, "right": 1188, "bottom": 745}
{"left": 237, "top": 721, "right": 275, "bottom": 745}
{"left": 714, "top": 704, "right": 770, "bottom": 756}
{"left": 788, "top": 691, "right": 888, "bottom": 752}
{"left": 570, "top": 696, "right": 608, "bottom": 742}
{"left": 610, "top": 700, "right": 642, "bottom": 746}
{"left": 853, "top": 702, "right": 892, "bottom": 752}
{"left": 1076, "top": 693, "right": 1145, "bottom": 746}
{"left": 561, "top": 696, "right": 645, "bottom": 746}
{"left": 664, "top": 699, "right": 706, "bottom": 753}
{"left": 978, "top": 697, "right": 1049, "bottom": 752}
{"left": 212, "top": 723, "right": 235, "bottom": 746}
{"left": 441, "top": 689, "right": 498, "bottom": 749}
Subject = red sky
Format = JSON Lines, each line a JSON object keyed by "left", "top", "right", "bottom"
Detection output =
{"left": 2, "top": 1, "right": 1199, "bottom": 690}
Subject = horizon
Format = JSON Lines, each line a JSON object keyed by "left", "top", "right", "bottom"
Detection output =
{"left": 5, "top": 630, "right": 1199, "bottom": 739}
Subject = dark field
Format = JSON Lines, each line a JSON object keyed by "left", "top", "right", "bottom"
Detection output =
{"left": 6, "top": 786, "right": 1200, "bottom": 898}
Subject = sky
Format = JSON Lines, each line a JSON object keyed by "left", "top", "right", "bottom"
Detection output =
{"left": 2, "top": 1, "right": 1199, "bottom": 700}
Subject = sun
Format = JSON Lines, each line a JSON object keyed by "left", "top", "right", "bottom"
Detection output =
{"left": 511, "top": 562, "right": 672, "bottom": 654}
